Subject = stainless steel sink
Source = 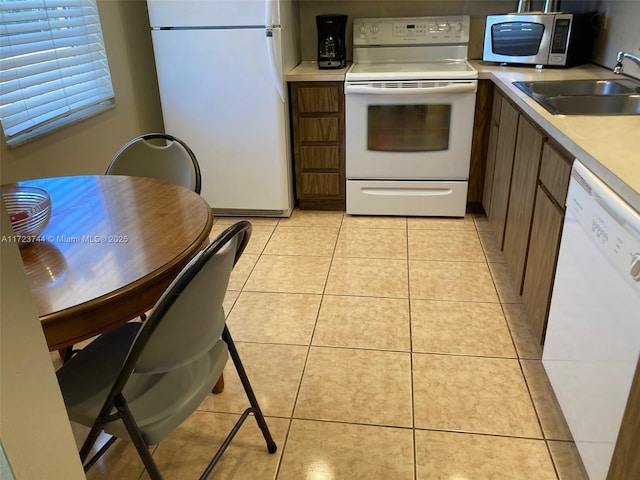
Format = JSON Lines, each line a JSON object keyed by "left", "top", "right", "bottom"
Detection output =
{"left": 513, "top": 78, "right": 640, "bottom": 116}
{"left": 514, "top": 79, "right": 640, "bottom": 97}
{"left": 542, "top": 94, "right": 640, "bottom": 115}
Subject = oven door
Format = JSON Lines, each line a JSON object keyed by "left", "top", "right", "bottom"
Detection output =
{"left": 345, "top": 80, "right": 477, "bottom": 180}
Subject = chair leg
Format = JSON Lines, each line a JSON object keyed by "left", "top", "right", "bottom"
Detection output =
{"left": 79, "top": 422, "right": 106, "bottom": 463}
{"left": 222, "top": 326, "right": 277, "bottom": 454}
{"left": 83, "top": 435, "right": 117, "bottom": 472}
{"left": 199, "top": 408, "right": 253, "bottom": 480}
{"left": 212, "top": 373, "right": 224, "bottom": 394}
{"left": 114, "top": 394, "right": 163, "bottom": 480}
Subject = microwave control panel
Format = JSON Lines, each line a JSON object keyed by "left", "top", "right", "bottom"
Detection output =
{"left": 551, "top": 18, "right": 571, "bottom": 53}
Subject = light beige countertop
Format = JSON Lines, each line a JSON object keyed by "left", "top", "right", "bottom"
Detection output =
{"left": 286, "top": 61, "right": 351, "bottom": 81}
{"left": 286, "top": 59, "right": 640, "bottom": 212}
{"left": 471, "top": 60, "right": 640, "bottom": 213}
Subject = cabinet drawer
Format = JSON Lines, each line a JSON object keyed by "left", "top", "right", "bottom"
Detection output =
{"left": 300, "top": 146, "right": 341, "bottom": 170}
{"left": 539, "top": 142, "right": 573, "bottom": 207}
{"left": 298, "top": 117, "right": 339, "bottom": 142}
{"left": 299, "top": 173, "right": 342, "bottom": 196}
{"left": 296, "top": 86, "right": 340, "bottom": 113}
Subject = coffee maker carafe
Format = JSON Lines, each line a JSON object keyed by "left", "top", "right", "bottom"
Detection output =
{"left": 316, "top": 14, "right": 347, "bottom": 69}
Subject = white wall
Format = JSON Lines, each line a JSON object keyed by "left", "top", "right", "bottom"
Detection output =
{"left": 593, "top": 0, "right": 640, "bottom": 80}
{"left": 0, "top": 203, "right": 85, "bottom": 480}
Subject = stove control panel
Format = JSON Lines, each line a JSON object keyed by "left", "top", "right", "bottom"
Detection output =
{"left": 354, "top": 16, "right": 470, "bottom": 45}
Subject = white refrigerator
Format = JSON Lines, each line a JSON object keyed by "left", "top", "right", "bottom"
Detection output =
{"left": 147, "top": 0, "right": 299, "bottom": 216}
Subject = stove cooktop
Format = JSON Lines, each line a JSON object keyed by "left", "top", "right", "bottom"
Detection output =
{"left": 345, "top": 60, "right": 477, "bottom": 82}
{"left": 348, "top": 16, "right": 477, "bottom": 82}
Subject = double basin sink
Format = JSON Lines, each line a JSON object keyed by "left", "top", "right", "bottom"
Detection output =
{"left": 513, "top": 78, "right": 640, "bottom": 115}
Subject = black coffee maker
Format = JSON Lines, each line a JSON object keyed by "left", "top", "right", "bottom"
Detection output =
{"left": 316, "top": 14, "right": 348, "bottom": 69}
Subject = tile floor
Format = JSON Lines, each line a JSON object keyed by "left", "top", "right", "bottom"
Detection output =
{"left": 63, "top": 209, "right": 591, "bottom": 479}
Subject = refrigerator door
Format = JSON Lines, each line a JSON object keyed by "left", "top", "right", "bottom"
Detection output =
{"left": 151, "top": 28, "right": 292, "bottom": 214}
{"left": 147, "top": 0, "right": 276, "bottom": 28}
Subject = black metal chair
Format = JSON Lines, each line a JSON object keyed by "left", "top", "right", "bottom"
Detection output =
{"left": 106, "top": 132, "right": 202, "bottom": 194}
{"left": 62, "top": 133, "right": 204, "bottom": 364}
{"left": 56, "top": 221, "right": 276, "bottom": 479}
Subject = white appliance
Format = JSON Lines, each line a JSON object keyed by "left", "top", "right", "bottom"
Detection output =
{"left": 345, "top": 16, "right": 477, "bottom": 217}
{"left": 543, "top": 160, "right": 640, "bottom": 480}
{"left": 147, "top": 0, "right": 298, "bottom": 216}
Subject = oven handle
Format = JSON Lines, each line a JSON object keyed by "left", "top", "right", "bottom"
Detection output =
{"left": 345, "top": 82, "right": 477, "bottom": 95}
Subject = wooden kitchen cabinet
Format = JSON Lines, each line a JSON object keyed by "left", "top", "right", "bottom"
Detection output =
{"left": 481, "top": 87, "right": 573, "bottom": 344}
{"left": 608, "top": 358, "right": 640, "bottom": 480}
{"left": 482, "top": 87, "right": 503, "bottom": 215}
{"left": 502, "top": 116, "right": 546, "bottom": 293}
{"left": 468, "top": 79, "right": 494, "bottom": 211}
{"left": 290, "top": 81, "right": 345, "bottom": 210}
{"left": 487, "top": 93, "right": 519, "bottom": 248}
{"left": 521, "top": 142, "right": 572, "bottom": 344}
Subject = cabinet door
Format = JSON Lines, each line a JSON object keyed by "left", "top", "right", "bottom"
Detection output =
{"left": 503, "top": 116, "right": 545, "bottom": 292}
{"left": 482, "top": 123, "right": 499, "bottom": 214}
{"left": 482, "top": 90, "right": 503, "bottom": 215}
{"left": 468, "top": 80, "right": 494, "bottom": 206}
{"left": 488, "top": 97, "right": 519, "bottom": 247}
{"left": 522, "top": 186, "right": 564, "bottom": 344}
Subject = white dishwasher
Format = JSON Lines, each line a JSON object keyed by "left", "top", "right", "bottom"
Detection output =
{"left": 543, "top": 160, "right": 640, "bottom": 480}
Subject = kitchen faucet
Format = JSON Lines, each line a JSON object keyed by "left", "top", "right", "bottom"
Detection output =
{"left": 614, "top": 49, "right": 640, "bottom": 74}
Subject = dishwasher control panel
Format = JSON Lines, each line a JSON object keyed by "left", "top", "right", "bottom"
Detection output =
{"left": 569, "top": 161, "right": 640, "bottom": 291}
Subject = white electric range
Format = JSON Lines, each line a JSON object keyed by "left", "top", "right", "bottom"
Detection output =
{"left": 345, "top": 16, "right": 478, "bottom": 217}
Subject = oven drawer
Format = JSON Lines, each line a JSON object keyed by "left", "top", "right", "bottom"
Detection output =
{"left": 346, "top": 179, "right": 468, "bottom": 217}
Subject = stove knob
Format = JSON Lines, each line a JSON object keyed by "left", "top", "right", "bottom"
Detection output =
{"left": 371, "top": 24, "right": 378, "bottom": 34}
{"left": 360, "top": 25, "right": 368, "bottom": 35}
{"left": 443, "top": 23, "right": 451, "bottom": 32}
{"left": 453, "top": 22, "right": 462, "bottom": 32}
{"left": 631, "top": 254, "right": 640, "bottom": 282}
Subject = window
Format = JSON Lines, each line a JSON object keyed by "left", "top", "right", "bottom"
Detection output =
{"left": 0, "top": 0, "right": 115, "bottom": 146}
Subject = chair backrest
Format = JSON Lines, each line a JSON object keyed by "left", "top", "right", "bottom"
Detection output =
{"left": 130, "top": 221, "right": 250, "bottom": 375}
{"left": 106, "top": 133, "right": 202, "bottom": 194}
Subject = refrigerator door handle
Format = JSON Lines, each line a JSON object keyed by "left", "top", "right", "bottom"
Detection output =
{"left": 265, "top": 0, "right": 279, "bottom": 27}
{"left": 265, "top": 27, "right": 285, "bottom": 103}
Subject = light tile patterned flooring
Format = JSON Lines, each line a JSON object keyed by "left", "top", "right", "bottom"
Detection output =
{"left": 67, "top": 209, "right": 591, "bottom": 479}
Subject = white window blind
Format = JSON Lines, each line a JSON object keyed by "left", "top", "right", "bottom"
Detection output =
{"left": 0, "top": 0, "right": 115, "bottom": 146}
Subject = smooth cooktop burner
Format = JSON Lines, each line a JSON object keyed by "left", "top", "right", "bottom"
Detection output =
{"left": 346, "top": 60, "right": 477, "bottom": 81}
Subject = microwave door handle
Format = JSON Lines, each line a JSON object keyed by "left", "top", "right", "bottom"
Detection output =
{"left": 345, "top": 83, "right": 477, "bottom": 95}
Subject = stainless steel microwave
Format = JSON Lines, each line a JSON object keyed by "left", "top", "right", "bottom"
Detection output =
{"left": 483, "top": 12, "right": 598, "bottom": 67}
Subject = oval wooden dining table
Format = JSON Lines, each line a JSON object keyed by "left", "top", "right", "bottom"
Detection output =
{"left": 6, "top": 175, "right": 214, "bottom": 352}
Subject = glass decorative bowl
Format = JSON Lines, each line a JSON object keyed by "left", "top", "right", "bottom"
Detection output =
{"left": 2, "top": 185, "right": 51, "bottom": 247}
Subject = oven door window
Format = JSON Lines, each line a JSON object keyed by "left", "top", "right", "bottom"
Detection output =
{"left": 367, "top": 104, "right": 451, "bottom": 152}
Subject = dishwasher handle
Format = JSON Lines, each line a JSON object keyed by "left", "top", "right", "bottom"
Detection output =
{"left": 345, "top": 82, "right": 477, "bottom": 95}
